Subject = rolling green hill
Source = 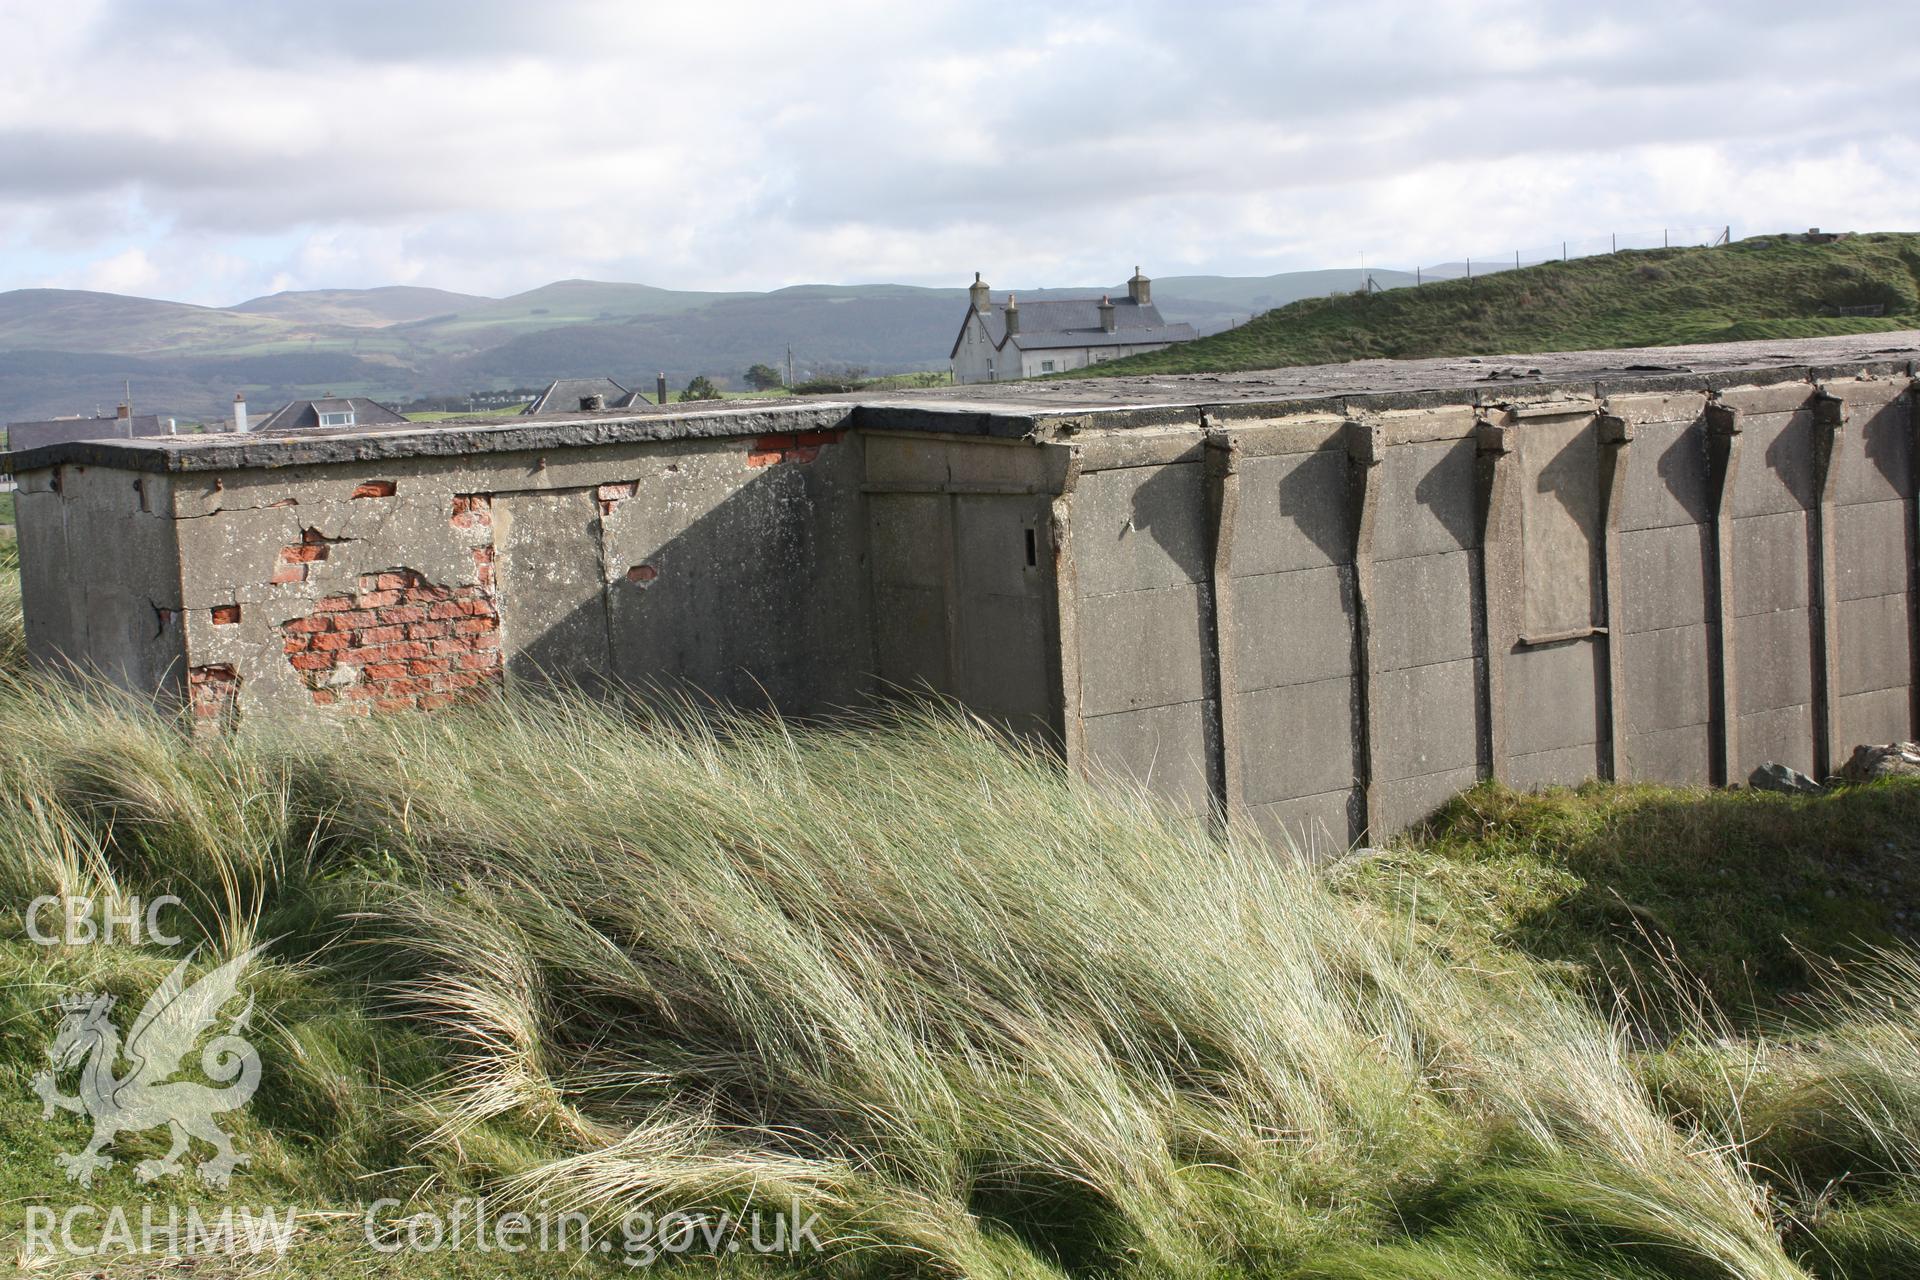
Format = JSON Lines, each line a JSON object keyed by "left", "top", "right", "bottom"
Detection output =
{"left": 230, "top": 284, "right": 488, "bottom": 328}
{"left": 1069, "top": 233, "right": 1920, "bottom": 377}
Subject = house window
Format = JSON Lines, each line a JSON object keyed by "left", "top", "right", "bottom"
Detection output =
{"left": 1040, "top": 359, "right": 1055, "bottom": 373}
{"left": 318, "top": 411, "right": 356, "bottom": 428}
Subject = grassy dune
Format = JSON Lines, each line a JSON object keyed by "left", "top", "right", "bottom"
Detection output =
{"left": 0, "top": 544, "right": 1915, "bottom": 1277}
{"left": 1071, "top": 233, "right": 1920, "bottom": 377}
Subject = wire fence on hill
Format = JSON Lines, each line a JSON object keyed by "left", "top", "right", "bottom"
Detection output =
{"left": 1368, "top": 224, "right": 1734, "bottom": 289}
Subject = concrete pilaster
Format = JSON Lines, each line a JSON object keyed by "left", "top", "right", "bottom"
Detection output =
{"left": 1204, "top": 431, "right": 1244, "bottom": 820}
{"left": 1473, "top": 417, "right": 1518, "bottom": 783}
{"left": 1345, "top": 418, "right": 1384, "bottom": 838}
{"left": 1704, "top": 398, "right": 1744, "bottom": 785}
{"left": 1808, "top": 389, "right": 1847, "bottom": 777}
{"left": 1596, "top": 410, "right": 1634, "bottom": 781}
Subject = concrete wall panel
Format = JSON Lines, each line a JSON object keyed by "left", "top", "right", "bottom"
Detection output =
{"left": 1834, "top": 592, "right": 1914, "bottom": 697}
{"left": 1248, "top": 789, "right": 1357, "bottom": 857}
{"left": 1618, "top": 624, "right": 1713, "bottom": 735}
{"left": 1836, "top": 687, "right": 1912, "bottom": 752}
{"left": 1373, "top": 658, "right": 1479, "bottom": 780}
{"left": 1373, "top": 438, "right": 1477, "bottom": 562}
{"left": 1616, "top": 524, "right": 1711, "bottom": 634}
{"left": 1732, "top": 510, "right": 1811, "bottom": 617}
{"left": 1074, "top": 463, "right": 1208, "bottom": 596}
{"left": 1505, "top": 641, "right": 1603, "bottom": 757}
{"left": 1831, "top": 499, "right": 1912, "bottom": 601}
{"left": 496, "top": 489, "right": 612, "bottom": 686}
{"left": 1081, "top": 701, "right": 1212, "bottom": 815}
{"left": 1620, "top": 722, "right": 1713, "bottom": 786}
{"left": 1730, "top": 408, "right": 1817, "bottom": 517}
{"left": 1236, "top": 676, "right": 1360, "bottom": 805}
{"left": 1373, "top": 766, "right": 1479, "bottom": 833}
{"left": 1231, "top": 449, "right": 1350, "bottom": 577}
{"left": 1231, "top": 566, "right": 1355, "bottom": 692}
{"left": 1507, "top": 742, "right": 1605, "bottom": 791}
{"left": 1372, "top": 551, "right": 1475, "bottom": 672}
{"left": 1735, "top": 608, "right": 1814, "bottom": 715}
{"left": 1739, "top": 702, "right": 1816, "bottom": 779}
{"left": 1617, "top": 416, "right": 1711, "bottom": 533}
{"left": 1076, "top": 584, "right": 1208, "bottom": 715}
{"left": 1833, "top": 386, "right": 1915, "bottom": 505}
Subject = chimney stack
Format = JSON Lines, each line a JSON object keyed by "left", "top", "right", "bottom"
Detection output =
{"left": 115, "top": 402, "right": 130, "bottom": 420}
{"left": 1098, "top": 294, "right": 1116, "bottom": 333}
{"left": 1004, "top": 293, "right": 1019, "bottom": 336}
{"left": 657, "top": 373, "right": 668, "bottom": 406}
{"left": 233, "top": 392, "right": 248, "bottom": 433}
{"left": 969, "top": 271, "right": 990, "bottom": 313}
{"left": 1127, "top": 265, "right": 1151, "bottom": 306}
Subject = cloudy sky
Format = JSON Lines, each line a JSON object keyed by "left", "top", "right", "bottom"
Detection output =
{"left": 1, "top": 0, "right": 1915, "bottom": 305}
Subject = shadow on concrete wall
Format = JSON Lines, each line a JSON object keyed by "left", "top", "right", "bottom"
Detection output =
{"left": 1413, "top": 440, "right": 1480, "bottom": 551}
{"left": 1275, "top": 450, "right": 1354, "bottom": 565}
{"left": 1653, "top": 422, "right": 1712, "bottom": 523}
{"left": 1126, "top": 463, "right": 1210, "bottom": 582}
{"left": 497, "top": 458, "right": 869, "bottom": 717}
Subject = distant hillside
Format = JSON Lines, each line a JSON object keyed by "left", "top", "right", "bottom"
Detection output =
{"left": 0, "top": 265, "right": 1451, "bottom": 422}
{"left": 231, "top": 285, "right": 487, "bottom": 328}
{"left": 0, "top": 288, "right": 299, "bottom": 354}
{"left": 1069, "top": 234, "right": 1920, "bottom": 377}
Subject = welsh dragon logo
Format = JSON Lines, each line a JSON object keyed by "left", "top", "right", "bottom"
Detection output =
{"left": 32, "top": 945, "right": 265, "bottom": 1189}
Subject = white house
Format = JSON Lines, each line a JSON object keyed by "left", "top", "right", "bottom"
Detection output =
{"left": 949, "top": 268, "right": 1196, "bottom": 384}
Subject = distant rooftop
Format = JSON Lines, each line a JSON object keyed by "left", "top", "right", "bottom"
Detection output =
{"left": 252, "top": 396, "right": 408, "bottom": 433}
{"left": 5, "top": 412, "right": 169, "bottom": 452}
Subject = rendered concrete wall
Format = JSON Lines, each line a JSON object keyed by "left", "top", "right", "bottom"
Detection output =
{"left": 19, "top": 423, "right": 871, "bottom": 725}
{"left": 864, "top": 431, "right": 1068, "bottom": 743}
{"left": 1061, "top": 370, "right": 1919, "bottom": 848}
{"left": 15, "top": 461, "right": 186, "bottom": 701}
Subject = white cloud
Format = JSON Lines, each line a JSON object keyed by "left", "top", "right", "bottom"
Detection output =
{"left": 0, "top": 0, "right": 1915, "bottom": 304}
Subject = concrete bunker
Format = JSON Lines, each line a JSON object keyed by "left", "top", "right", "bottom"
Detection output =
{"left": 9, "top": 340, "right": 1918, "bottom": 844}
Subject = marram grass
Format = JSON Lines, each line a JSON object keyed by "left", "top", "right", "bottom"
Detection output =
{"left": 0, "top": 656, "right": 1913, "bottom": 1277}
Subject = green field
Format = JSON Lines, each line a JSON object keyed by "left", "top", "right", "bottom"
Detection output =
{"left": 0, "top": 540, "right": 1914, "bottom": 1278}
{"left": 1070, "top": 233, "right": 1920, "bottom": 377}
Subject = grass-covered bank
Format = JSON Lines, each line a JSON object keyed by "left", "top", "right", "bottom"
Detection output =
{"left": 0, "top": 548, "right": 1915, "bottom": 1277}
{"left": 1068, "top": 232, "right": 1920, "bottom": 377}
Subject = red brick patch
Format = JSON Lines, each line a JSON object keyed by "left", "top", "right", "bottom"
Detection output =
{"left": 273, "top": 528, "right": 346, "bottom": 585}
{"left": 596, "top": 481, "right": 638, "bottom": 514}
{"left": 187, "top": 665, "right": 239, "bottom": 736}
{"left": 746, "top": 428, "right": 844, "bottom": 467}
{"left": 351, "top": 480, "right": 397, "bottom": 499}
{"left": 210, "top": 604, "right": 241, "bottom": 626}
{"left": 450, "top": 494, "right": 493, "bottom": 529}
{"left": 278, "top": 566, "right": 502, "bottom": 713}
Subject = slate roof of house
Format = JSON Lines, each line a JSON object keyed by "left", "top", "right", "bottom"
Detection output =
{"left": 252, "top": 397, "right": 409, "bottom": 433}
{"left": 950, "top": 296, "right": 1196, "bottom": 359}
{"left": 5, "top": 414, "right": 168, "bottom": 452}
{"left": 522, "top": 377, "right": 632, "bottom": 414}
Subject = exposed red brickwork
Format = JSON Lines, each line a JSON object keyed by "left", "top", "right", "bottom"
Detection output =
{"left": 280, "top": 566, "right": 501, "bottom": 713}
{"left": 210, "top": 603, "right": 241, "bottom": 625}
{"left": 747, "top": 428, "right": 844, "bottom": 467}
{"left": 187, "top": 665, "right": 239, "bottom": 736}
{"left": 271, "top": 528, "right": 345, "bottom": 585}
{"left": 449, "top": 494, "right": 493, "bottom": 529}
{"left": 596, "top": 481, "right": 638, "bottom": 514}
{"left": 351, "top": 480, "right": 397, "bottom": 499}
{"left": 625, "top": 563, "right": 657, "bottom": 585}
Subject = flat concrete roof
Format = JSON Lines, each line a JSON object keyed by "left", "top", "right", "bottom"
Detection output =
{"left": 8, "top": 330, "right": 1917, "bottom": 474}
